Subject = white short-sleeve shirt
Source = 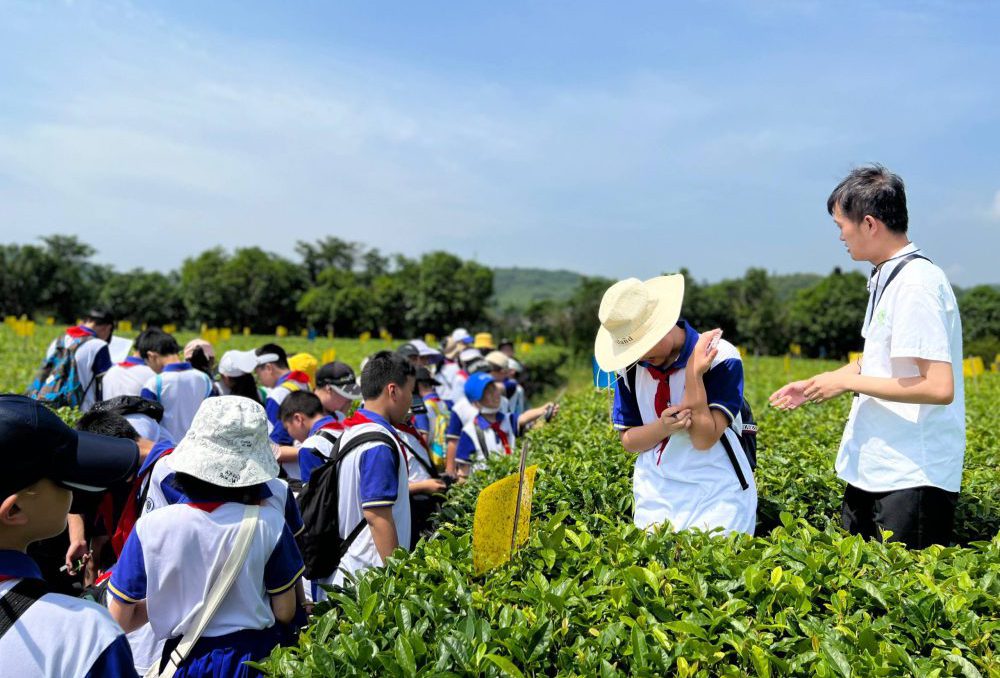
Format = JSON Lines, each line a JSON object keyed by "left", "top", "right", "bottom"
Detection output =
{"left": 836, "top": 244, "right": 966, "bottom": 493}
{"left": 140, "top": 363, "right": 214, "bottom": 443}
{"left": 101, "top": 357, "right": 156, "bottom": 401}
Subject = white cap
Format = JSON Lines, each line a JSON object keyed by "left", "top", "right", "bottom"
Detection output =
{"left": 408, "top": 339, "right": 443, "bottom": 361}
{"left": 170, "top": 397, "right": 279, "bottom": 487}
{"left": 450, "top": 328, "right": 472, "bottom": 343}
{"left": 459, "top": 347, "right": 482, "bottom": 363}
{"left": 218, "top": 350, "right": 260, "bottom": 377}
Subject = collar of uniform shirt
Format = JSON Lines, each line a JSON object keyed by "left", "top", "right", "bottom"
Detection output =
{"left": 162, "top": 361, "right": 193, "bottom": 373}
{"left": 0, "top": 549, "right": 44, "bottom": 582}
{"left": 308, "top": 416, "right": 340, "bottom": 436}
{"left": 639, "top": 320, "right": 700, "bottom": 374}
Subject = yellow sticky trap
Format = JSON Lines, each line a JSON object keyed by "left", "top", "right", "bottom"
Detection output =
{"left": 321, "top": 348, "right": 337, "bottom": 364}
{"left": 472, "top": 465, "right": 538, "bottom": 575}
{"left": 276, "top": 325, "right": 288, "bottom": 338}
{"left": 220, "top": 328, "right": 232, "bottom": 341}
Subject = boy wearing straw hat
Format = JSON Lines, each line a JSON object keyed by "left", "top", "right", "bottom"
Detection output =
{"left": 595, "top": 275, "right": 757, "bottom": 535}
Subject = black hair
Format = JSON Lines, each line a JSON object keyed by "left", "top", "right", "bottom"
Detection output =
{"left": 227, "top": 373, "right": 263, "bottom": 405}
{"left": 137, "top": 327, "right": 180, "bottom": 360}
{"left": 256, "top": 343, "right": 289, "bottom": 369}
{"left": 278, "top": 390, "right": 324, "bottom": 421}
{"left": 84, "top": 308, "right": 115, "bottom": 325}
{"left": 360, "top": 350, "right": 416, "bottom": 400}
{"left": 827, "top": 164, "right": 908, "bottom": 234}
{"left": 189, "top": 346, "right": 213, "bottom": 374}
{"left": 76, "top": 410, "right": 139, "bottom": 440}
{"left": 170, "top": 472, "right": 265, "bottom": 505}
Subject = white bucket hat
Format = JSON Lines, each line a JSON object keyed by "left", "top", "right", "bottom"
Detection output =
{"left": 170, "top": 396, "right": 279, "bottom": 487}
{"left": 594, "top": 275, "right": 685, "bottom": 372}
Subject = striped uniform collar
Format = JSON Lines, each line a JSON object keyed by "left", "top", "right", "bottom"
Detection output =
{"left": 0, "top": 549, "right": 43, "bottom": 582}
{"left": 162, "top": 361, "right": 193, "bottom": 373}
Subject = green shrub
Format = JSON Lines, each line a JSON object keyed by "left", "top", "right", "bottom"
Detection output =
{"left": 257, "top": 361, "right": 1000, "bottom": 676}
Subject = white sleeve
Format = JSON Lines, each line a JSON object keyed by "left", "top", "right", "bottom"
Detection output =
{"left": 889, "top": 283, "right": 953, "bottom": 363}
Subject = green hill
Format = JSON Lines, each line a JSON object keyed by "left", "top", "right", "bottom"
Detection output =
{"left": 492, "top": 267, "right": 584, "bottom": 311}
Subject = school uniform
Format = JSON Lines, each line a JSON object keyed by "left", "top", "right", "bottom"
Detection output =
{"left": 0, "top": 550, "right": 137, "bottom": 678}
{"left": 108, "top": 499, "right": 304, "bottom": 677}
{"left": 141, "top": 363, "right": 214, "bottom": 443}
{"left": 504, "top": 378, "right": 526, "bottom": 424}
{"left": 454, "top": 412, "right": 516, "bottom": 473}
{"left": 296, "top": 416, "right": 344, "bottom": 486}
{"left": 44, "top": 325, "right": 113, "bottom": 412}
{"left": 102, "top": 357, "right": 157, "bottom": 401}
{"left": 613, "top": 320, "right": 756, "bottom": 536}
{"left": 264, "top": 372, "right": 313, "bottom": 446}
{"left": 837, "top": 243, "right": 965, "bottom": 547}
{"left": 414, "top": 393, "right": 449, "bottom": 464}
{"left": 397, "top": 420, "right": 441, "bottom": 548}
{"left": 315, "top": 409, "right": 410, "bottom": 596}
{"left": 436, "top": 360, "right": 462, "bottom": 407}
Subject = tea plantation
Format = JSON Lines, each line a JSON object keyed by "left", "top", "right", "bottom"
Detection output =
{"left": 257, "top": 360, "right": 999, "bottom": 677}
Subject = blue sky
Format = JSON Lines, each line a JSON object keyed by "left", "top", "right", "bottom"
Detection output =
{"left": 1, "top": 0, "right": 998, "bottom": 286}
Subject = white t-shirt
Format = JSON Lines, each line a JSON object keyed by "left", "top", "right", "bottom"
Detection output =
{"left": 101, "top": 358, "right": 156, "bottom": 400}
{"left": 0, "top": 551, "right": 136, "bottom": 677}
{"left": 44, "top": 328, "right": 112, "bottom": 412}
{"left": 323, "top": 413, "right": 410, "bottom": 591}
{"left": 836, "top": 244, "right": 966, "bottom": 493}
{"left": 613, "top": 322, "right": 756, "bottom": 536}
{"left": 397, "top": 426, "right": 435, "bottom": 483}
{"left": 109, "top": 502, "right": 303, "bottom": 641}
{"left": 140, "top": 363, "right": 214, "bottom": 443}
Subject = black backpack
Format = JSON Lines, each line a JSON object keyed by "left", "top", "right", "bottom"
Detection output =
{"left": 719, "top": 397, "right": 758, "bottom": 491}
{"left": 296, "top": 430, "right": 400, "bottom": 580}
{"left": 90, "top": 395, "right": 165, "bottom": 422}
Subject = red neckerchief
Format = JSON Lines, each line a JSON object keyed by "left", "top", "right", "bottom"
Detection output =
{"left": 284, "top": 371, "right": 312, "bottom": 387}
{"left": 486, "top": 417, "right": 512, "bottom": 456}
{"left": 342, "top": 411, "right": 407, "bottom": 462}
{"left": 646, "top": 363, "right": 681, "bottom": 465}
{"left": 66, "top": 326, "right": 95, "bottom": 339}
{"left": 396, "top": 418, "right": 429, "bottom": 451}
{"left": 108, "top": 448, "right": 174, "bottom": 557}
{"left": 458, "top": 370, "right": 469, "bottom": 379}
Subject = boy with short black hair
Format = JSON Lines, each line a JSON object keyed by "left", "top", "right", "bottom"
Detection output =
{"left": 138, "top": 328, "right": 214, "bottom": 443}
{"left": 327, "top": 351, "right": 415, "bottom": 588}
{"left": 101, "top": 330, "right": 156, "bottom": 401}
{"left": 0, "top": 394, "right": 139, "bottom": 676}
{"left": 279, "top": 391, "right": 344, "bottom": 486}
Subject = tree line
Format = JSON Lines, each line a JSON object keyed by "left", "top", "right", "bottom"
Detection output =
{"left": 2, "top": 235, "right": 997, "bottom": 361}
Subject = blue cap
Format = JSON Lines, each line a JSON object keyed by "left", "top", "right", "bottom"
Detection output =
{"left": 464, "top": 372, "right": 495, "bottom": 402}
{"left": 0, "top": 395, "right": 139, "bottom": 499}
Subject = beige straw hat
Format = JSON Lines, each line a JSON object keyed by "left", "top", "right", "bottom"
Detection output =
{"left": 170, "top": 396, "right": 279, "bottom": 487}
{"left": 594, "top": 275, "right": 685, "bottom": 372}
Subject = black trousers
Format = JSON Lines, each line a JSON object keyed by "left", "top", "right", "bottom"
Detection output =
{"left": 841, "top": 484, "right": 958, "bottom": 549}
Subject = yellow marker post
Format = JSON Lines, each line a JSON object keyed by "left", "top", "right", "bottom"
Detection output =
{"left": 162, "top": 324, "right": 177, "bottom": 334}
{"left": 220, "top": 328, "right": 232, "bottom": 341}
{"left": 424, "top": 333, "right": 437, "bottom": 346}
{"left": 321, "top": 348, "right": 337, "bottom": 364}
{"left": 276, "top": 326, "right": 288, "bottom": 338}
{"left": 118, "top": 320, "right": 133, "bottom": 333}
{"left": 243, "top": 327, "right": 251, "bottom": 337}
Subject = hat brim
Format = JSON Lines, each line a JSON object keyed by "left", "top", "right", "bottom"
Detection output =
{"left": 57, "top": 432, "right": 140, "bottom": 493}
{"left": 594, "top": 275, "right": 685, "bottom": 372}
{"left": 328, "top": 382, "right": 362, "bottom": 400}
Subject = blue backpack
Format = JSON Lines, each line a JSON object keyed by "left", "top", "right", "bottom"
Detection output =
{"left": 25, "top": 334, "right": 95, "bottom": 408}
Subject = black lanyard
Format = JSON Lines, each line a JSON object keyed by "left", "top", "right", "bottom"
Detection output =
{"left": 865, "top": 251, "right": 929, "bottom": 329}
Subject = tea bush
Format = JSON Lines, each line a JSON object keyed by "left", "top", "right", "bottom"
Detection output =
{"left": 257, "top": 362, "right": 1000, "bottom": 676}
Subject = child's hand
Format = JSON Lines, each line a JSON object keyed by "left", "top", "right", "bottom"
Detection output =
{"left": 690, "top": 329, "right": 722, "bottom": 375}
{"left": 659, "top": 406, "right": 692, "bottom": 436}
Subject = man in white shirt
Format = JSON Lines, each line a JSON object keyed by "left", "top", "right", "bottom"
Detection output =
{"left": 770, "top": 164, "right": 964, "bottom": 548}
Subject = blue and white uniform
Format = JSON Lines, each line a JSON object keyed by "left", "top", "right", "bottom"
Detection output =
{"left": 141, "top": 362, "right": 214, "bottom": 443}
{"left": 454, "top": 412, "right": 517, "bottom": 473}
{"left": 108, "top": 501, "right": 303, "bottom": 677}
{"left": 0, "top": 550, "right": 137, "bottom": 677}
{"left": 297, "top": 416, "right": 343, "bottom": 486}
{"left": 102, "top": 356, "right": 156, "bottom": 401}
{"left": 264, "top": 372, "right": 312, "bottom": 447}
{"left": 320, "top": 409, "right": 410, "bottom": 593}
{"left": 613, "top": 320, "right": 756, "bottom": 535}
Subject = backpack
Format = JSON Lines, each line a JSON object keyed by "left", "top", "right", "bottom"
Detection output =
{"left": 25, "top": 334, "right": 95, "bottom": 408}
{"left": 719, "top": 397, "right": 758, "bottom": 491}
{"left": 296, "top": 430, "right": 400, "bottom": 580}
{"left": 90, "top": 395, "right": 164, "bottom": 422}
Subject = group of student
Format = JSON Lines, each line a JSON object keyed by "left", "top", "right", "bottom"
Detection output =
{"left": 4, "top": 323, "right": 555, "bottom": 676}
{"left": 596, "top": 164, "right": 967, "bottom": 551}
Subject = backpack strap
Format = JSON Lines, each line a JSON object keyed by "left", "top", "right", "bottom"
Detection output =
{"left": 474, "top": 424, "right": 490, "bottom": 459}
{"left": 866, "top": 253, "right": 930, "bottom": 328}
{"left": 719, "top": 431, "right": 750, "bottom": 491}
{"left": 397, "top": 436, "right": 440, "bottom": 479}
{"left": 155, "top": 374, "right": 163, "bottom": 402}
{"left": 0, "top": 579, "right": 49, "bottom": 641}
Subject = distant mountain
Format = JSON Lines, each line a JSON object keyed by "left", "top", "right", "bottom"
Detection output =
{"left": 492, "top": 267, "right": 584, "bottom": 311}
